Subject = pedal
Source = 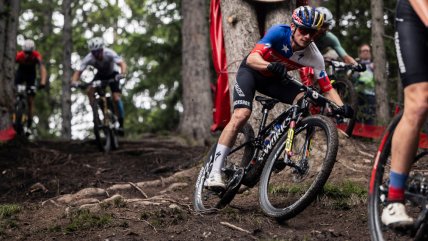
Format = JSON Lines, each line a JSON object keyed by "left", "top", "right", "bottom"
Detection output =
{"left": 226, "top": 168, "right": 244, "bottom": 190}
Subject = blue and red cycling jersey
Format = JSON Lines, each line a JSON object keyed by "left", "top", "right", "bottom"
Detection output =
{"left": 250, "top": 24, "right": 332, "bottom": 92}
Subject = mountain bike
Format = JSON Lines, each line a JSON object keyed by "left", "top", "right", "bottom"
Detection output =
{"left": 368, "top": 111, "right": 428, "bottom": 240}
{"left": 324, "top": 59, "right": 362, "bottom": 137}
{"left": 74, "top": 78, "right": 121, "bottom": 152}
{"left": 194, "top": 76, "right": 343, "bottom": 221}
{"left": 12, "top": 84, "right": 35, "bottom": 136}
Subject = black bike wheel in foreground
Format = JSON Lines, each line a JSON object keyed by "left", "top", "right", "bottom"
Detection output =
{"left": 92, "top": 100, "right": 111, "bottom": 152}
{"left": 368, "top": 112, "right": 428, "bottom": 241}
{"left": 333, "top": 79, "right": 358, "bottom": 137}
{"left": 259, "top": 115, "right": 338, "bottom": 221}
{"left": 193, "top": 123, "right": 255, "bottom": 212}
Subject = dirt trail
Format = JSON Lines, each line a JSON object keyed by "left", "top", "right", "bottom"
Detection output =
{"left": 0, "top": 134, "right": 377, "bottom": 240}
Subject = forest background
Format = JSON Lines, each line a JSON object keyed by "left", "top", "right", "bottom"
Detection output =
{"left": 1, "top": 0, "right": 398, "bottom": 143}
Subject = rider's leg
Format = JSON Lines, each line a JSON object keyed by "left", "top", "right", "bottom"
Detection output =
{"left": 382, "top": 82, "right": 428, "bottom": 226}
{"left": 87, "top": 87, "right": 96, "bottom": 107}
{"left": 207, "top": 108, "right": 252, "bottom": 188}
{"left": 112, "top": 92, "right": 124, "bottom": 127}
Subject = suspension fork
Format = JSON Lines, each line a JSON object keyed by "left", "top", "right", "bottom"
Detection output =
{"left": 284, "top": 106, "right": 299, "bottom": 156}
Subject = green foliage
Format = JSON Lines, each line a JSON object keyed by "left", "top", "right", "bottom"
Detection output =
{"left": 320, "top": 181, "right": 367, "bottom": 210}
{"left": 322, "top": 181, "right": 367, "bottom": 199}
{"left": 0, "top": 204, "right": 21, "bottom": 219}
{"left": 64, "top": 209, "right": 112, "bottom": 233}
{"left": 18, "top": 0, "right": 183, "bottom": 139}
{"left": 0, "top": 204, "right": 21, "bottom": 236}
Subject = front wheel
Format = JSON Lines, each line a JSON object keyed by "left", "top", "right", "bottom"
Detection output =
{"left": 92, "top": 99, "right": 111, "bottom": 152}
{"left": 332, "top": 78, "right": 358, "bottom": 137}
{"left": 259, "top": 115, "right": 338, "bottom": 221}
{"left": 193, "top": 123, "right": 255, "bottom": 212}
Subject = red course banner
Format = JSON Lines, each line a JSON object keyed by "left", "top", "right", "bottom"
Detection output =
{"left": 210, "top": 0, "right": 231, "bottom": 132}
{"left": 0, "top": 125, "right": 16, "bottom": 142}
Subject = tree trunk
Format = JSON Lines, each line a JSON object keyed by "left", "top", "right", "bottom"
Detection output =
{"left": 221, "top": 0, "right": 291, "bottom": 132}
{"left": 39, "top": 0, "right": 54, "bottom": 132}
{"left": 179, "top": 0, "right": 213, "bottom": 145}
{"left": 62, "top": 0, "right": 72, "bottom": 139}
{"left": 371, "top": 0, "right": 389, "bottom": 124}
{"left": 260, "top": 2, "right": 293, "bottom": 127}
{"left": 220, "top": 0, "right": 259, "bottom": 129}
{"left": 0, "top": 0, "right": 20, "bottom": 130}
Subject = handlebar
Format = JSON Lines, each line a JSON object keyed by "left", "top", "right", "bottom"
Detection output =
{"left": 282, "top": 75, "right": 344, "bottom": 116}
{"left": 325, "top": 59, "right": 365, "bottom": 73}
{"left": 71, "top": 77, "right": 123, "bottom": 91}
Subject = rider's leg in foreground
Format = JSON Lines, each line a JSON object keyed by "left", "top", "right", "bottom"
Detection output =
{"left": 206, "top": 108, "right": 251, "bottom": 189}
{"left": 382, "top": 82, "right": 428, "bottom": 226}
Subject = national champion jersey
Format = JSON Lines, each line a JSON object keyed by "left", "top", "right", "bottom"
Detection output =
{"left": 250, "top": 24, "right": 332, "bottom": 92}
{"left": 79, "top": 48, "right": 123, "bottom": 75}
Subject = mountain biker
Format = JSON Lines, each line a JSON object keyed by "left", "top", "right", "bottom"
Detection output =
{"left": 15, "top": 39, "right": 47, "bottom": 135}
{"left": 381, "top": 0, "right": 428, "bottom": 227}
{"left": 299, "top": 6, "right": 365, "bottom": 87}
{"left": 206, "top": 6, "right": 354, "bottom": 189}
{"left": 71, "top": 37, "right": 127, "bottom": 136}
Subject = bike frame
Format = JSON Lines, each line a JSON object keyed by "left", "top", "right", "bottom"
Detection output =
{"left": 227, "top": 89, "right": 321, "bottom": 182}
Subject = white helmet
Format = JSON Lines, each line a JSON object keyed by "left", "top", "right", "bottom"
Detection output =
{"left": 23, "top": 39, "right": 35, "bottom": 52}
{"left": 87, "top": 37, "right": 104, "bottom": 51}
{"left": 317, "top": 7, "right": 335, "bottom": 29}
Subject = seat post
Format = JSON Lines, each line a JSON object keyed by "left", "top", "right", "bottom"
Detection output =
{"left": 258, "top": 107, "right": 270, "bottom": 135}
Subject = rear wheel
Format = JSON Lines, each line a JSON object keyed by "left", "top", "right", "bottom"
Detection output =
{"left": 193, "top": 123, "right": 255, "bottom": 212}
{"left": 368, "top": 112, "right": 428, "bottom": 241}
{"left": 259, "top": 115, "right": 338, "bottom": 221}
{"left": 332, "top": 78, "right": 357, "bottom": 136}
{"left": 92, "top": 99, "right": 111, "bottom": 152}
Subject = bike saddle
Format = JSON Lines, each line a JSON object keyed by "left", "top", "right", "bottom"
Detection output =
{"left": 255, "top": 96, "right": 280, "bottom": 110}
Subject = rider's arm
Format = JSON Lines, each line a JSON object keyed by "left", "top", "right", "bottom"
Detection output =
{"left": 72, "top": 53, "right": 91, "bottom": 85}
{"left": 324, "top": 88, "right": 344, "bottom": 106}
{"left": 327, "top": 32, "right": 358, "bottom": 65}
{"left": 71, "top": 70, "right": 82, "bottom": 85}
{"left": 39, "top": 64, "right": 47, "bottom": 86}
{"left": 247, "top": 25, "right": 286, "bottom": 71}
{"left": 118, "top": 60, "right": 127, "bottom": 75}
{"left": 409, "top": 0, "right": 428, "bottom": 26}
{"left": 33, "top": 51, "right": 47, "bottom": 86}
{"left": 342, "top": 55, "right": 358, "bottom": 65}
{"left": 246, "top": 52, "right": 270, "bottom": 71}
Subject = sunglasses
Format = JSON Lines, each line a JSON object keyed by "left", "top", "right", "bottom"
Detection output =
{"left": 91, "top": 49, "right": 103, "bottom": 56}
{"left": 298, "top": 27, "right": 317, "bottom": 37}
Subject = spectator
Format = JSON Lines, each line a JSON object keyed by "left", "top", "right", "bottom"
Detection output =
{"left": 354, "top": 44, "right": 376, "bottom": 125}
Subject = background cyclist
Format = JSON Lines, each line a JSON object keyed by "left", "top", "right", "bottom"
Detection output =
{"left": 15, "top": 39, "right": 47, "bottom": 135}
{"left": 381, "top": 0, "right": 428, "bottom": 227}
{"left": 206, "top": 6, "right": 354, "bottom": 188}
{"left": 299, "top": 7, "right": 365, "bottom": 87}
{"left": 71, "top": 37, "right": 127, "bottom": 136}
